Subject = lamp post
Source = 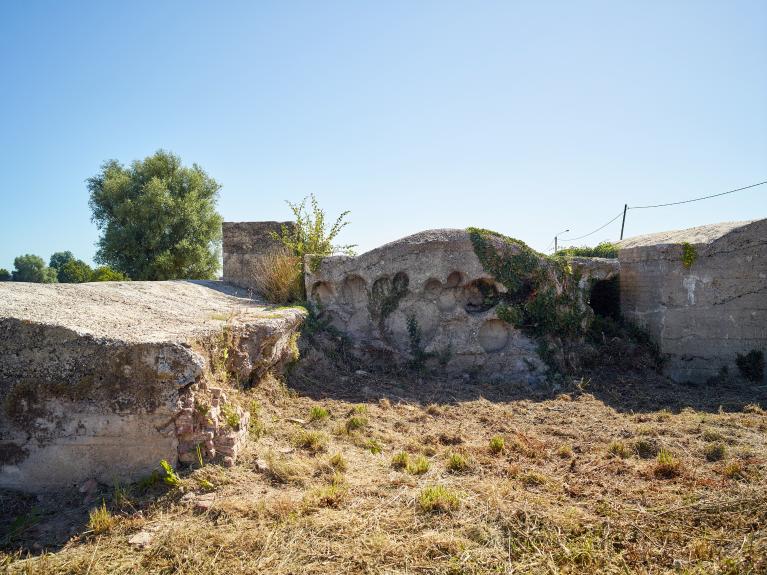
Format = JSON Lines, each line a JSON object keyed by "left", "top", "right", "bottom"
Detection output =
{"left": 554, "top": 229, "right": 569, "bottom": 254}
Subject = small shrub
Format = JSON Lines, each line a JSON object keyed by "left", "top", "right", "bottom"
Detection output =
{"left": 557, "top": 443, "right": 573, "bottom": 458}
{"left": 743, "top": 403, "right": 765, "bottom": 414}
{"left": 704, "top": 443, "right": 726, "bottom": 462}
{"left": 351, "top": 404, "right": 368, "bottom": 415}
{"left": 249, "top": 247, "right": 303, "bottom": 304}
{"left": 653, "top": 449, "right": 681, "bottom": 478}
{"left": 555, "top": 242, "right": 618, "bottom": 259}
{"left": 391, "top": 451, "right": 410, "bottom": 470}
{"left": 488, "top": 436, "right": 505, "bottom": 455}
{"left": 309, "top": 405, "right": 330, "bottom": 422}
{"left": 220, "top": 403, "right": 241, "bottom": 430}
{"left": 407, "top": 455, "right": 430, "bottom": 475}
{"left": 294, "top": 430, "right": 328, "bottom": 453}
{"left": 88, "top": 502, "right": 114, "bottom": 534}
{"left": 273, "top": 193, "right": 356, "bottom": 275}
{"left": 736, "top": 350, "right": 764, "bottom": 383}
{"left": 608, "top": 441, "right": 630, "bottom": 459}
{"left": 418, "top": 485, "right": 460, "bottom": 513}
{"left": 345, "top": 416, "right": 368, "bottom": 432}
{"left": 446, "top": 453, "right": 470, "bottom": 473}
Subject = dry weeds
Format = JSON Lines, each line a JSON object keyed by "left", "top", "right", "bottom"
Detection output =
{"left": 2, "top": 364, "right": 766, "bottom": 574}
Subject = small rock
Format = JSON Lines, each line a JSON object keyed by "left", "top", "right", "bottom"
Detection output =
{"left": 355, "top": 370, "right": 369, "bottom": 376}
{"left": 278, "top": 447, "right": 294, "bottom": 454}
{"left": 128, "top": 531, "right": 153, "bottom": 548}
{"left": 286, "top": 418, "right": 307, "bottom": 425}
{"left": 194, "top": 493, "right": 216, "bottom": 512}
{"left": 180, "top": 492, "right": 198, "bottom": 504}
{"left": 254, "top": 458, "right": 269, "bottom": 472}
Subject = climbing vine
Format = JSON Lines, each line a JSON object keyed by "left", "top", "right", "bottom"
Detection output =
{"left": 681, "top": 242, "right": 697, "bottom": 269}
{"left": 467, "top": 227, "right": 587, "bottom": 339}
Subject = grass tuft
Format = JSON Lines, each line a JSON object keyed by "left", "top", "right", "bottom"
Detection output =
{"left": 704, "top": 443, "right": 727, "bottom": 462}
{"left": 653, "top": 449, "right": 681, "bottom": 478}
{"left": 418, "top": 485, "right": 460, "bottom": 513}
{"left": 87, "top": 502, "right": 114, "bottom": 534}
{"left": 607, "top": 441, "right": 630, "bottom": 459}
{"left": 407, "top": 455, "right": 430, "bottom": 475}
{"left": 488, "top": 436, "right": 505, "bottom": 455}
{"left": 293, "top": 430, "right": 328, "bottom": 453}
{"left": 309, "top": 405, "right": 330, "bottom": 422}
{"left": 446, "top": 452, "right": 470, "bottom": 473}
{"left": 345, "top": 416, "right": 368, "bottom": 432}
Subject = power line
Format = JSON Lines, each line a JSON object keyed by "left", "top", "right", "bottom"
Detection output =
{"left": 629, "top": 180, "right": 767, "bottom": 210}
{"left": 555, "top": 179, "right": 766, "bottom": 245}
{"left": 558, "top": 211, "right": 624, "bottom": 243}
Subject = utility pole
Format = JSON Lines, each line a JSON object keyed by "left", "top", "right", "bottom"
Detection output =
{"left": 554, "top": 229, "right": 569, "bottom": 253}
{"left": 620, "top": 204, "right": 628, "bottom": 240}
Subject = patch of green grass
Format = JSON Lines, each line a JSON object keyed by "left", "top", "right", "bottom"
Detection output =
{"left": 366, "top": 439, "right": 383, "bottom": 454}
{"left": 391, "top": 451, "right": 409, "bottom": 470}
{"left": 653, "top": 449, "right": 681, "bottom": 479}
{"left": 607, "top": 441, "right": 630, "bottom": 459}
{"left": 418, "top": 485, "right": 460, "bottom": 513}
{"left": 488, "top": 436, "right": 505, "bottom": 455}
{"left": 407, "top": 455, "right": 430, "bottom": 475}
{"left": 88, "top": 502, "right": 114, "bottom": 534}
{"left": 306, "top": 474, "right": 347, "bottom": 508}
{"left": 309, "top": 405, "right": 330, "bottom": 421}
{"left": 220, "top": 403, "right": 241, "bottom": 430}
{"left": 446, "top": 452, "right": 470, "bottom": 473}
{"left": 328, "top": 452, "right": 347, "bottom": 471}
{"left": 345, "top": 415, "right": 368, "bottom": 432}
{"left": 293, "top": 430, "right": 328, "bottom": 453}
{"left": 704, "top": 443, "right": 727, "bottom": 462}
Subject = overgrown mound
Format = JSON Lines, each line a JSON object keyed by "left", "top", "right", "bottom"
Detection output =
{"left": 467, "top": 228, "right": 657, "bottom": 374}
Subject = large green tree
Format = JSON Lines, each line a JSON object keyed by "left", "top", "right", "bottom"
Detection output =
{"left": 12, "top": 254, "right": 58, "bottom": 283}
{"left": 87, "top": 150, "right": 223, "bottom": 280}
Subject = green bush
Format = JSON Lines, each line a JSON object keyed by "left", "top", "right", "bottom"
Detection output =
{"left": 0, "top": 268, "right": 10, "bottom": 281}
{"left": 555, "top": 242, "right": 618, "bottom": 258}
{"left": 12, "top": 254, "right": 57, "bottom": 283}
{"left": 58, "top": 259, "right": 93, "bottom": 283}
{"left": 90, "top": 266, "right": 129, "bottom": 281}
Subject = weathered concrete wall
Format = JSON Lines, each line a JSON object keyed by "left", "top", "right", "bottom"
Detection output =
{"left": 223, "top": 221, "right": 293, "bottom": 289}
{"left": 305, "top": 229, "right": 617, "bottom": 378}
{"left": 618, "top": 219, "right": 767, "bottom": 383}
{"left": 0, "top": 281, "right": 304, "bottom": 492}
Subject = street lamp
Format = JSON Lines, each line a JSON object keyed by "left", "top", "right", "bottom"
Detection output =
{"left": 554, "top": 229, "right": 569, "bottom": 253}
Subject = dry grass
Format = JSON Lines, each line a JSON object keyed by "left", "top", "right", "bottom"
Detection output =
{"left": 2, "top": 365, "right": 766, "bottom": 574}
{"left": 248, "top": 247, "right": 303, "bottom": 304}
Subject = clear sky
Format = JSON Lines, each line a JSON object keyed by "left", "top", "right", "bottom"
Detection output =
{"left": 1, "top": 1, "right": 765, "bottom": 272}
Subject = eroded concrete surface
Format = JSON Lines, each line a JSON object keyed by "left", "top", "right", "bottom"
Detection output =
{"left": 618, "top": 219, "right": 767, "bottom": 383}
{"left": 305, "top": 229, "right": 618, "bottom": 378}
{"left": 0, "top": 281, "right": 304, "bottom": 492}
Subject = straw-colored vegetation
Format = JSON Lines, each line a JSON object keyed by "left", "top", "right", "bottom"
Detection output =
{"left": 2, "top": 366, "right": 766, "bottom": 574}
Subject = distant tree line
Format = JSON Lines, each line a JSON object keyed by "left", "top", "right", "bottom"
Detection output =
{"left": 0, "top": 252, "right": 127, "bottom": 283}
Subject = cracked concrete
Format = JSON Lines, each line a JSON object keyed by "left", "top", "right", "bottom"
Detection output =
{"left": 618, "top": 219, "right": 766, "bottom": 383}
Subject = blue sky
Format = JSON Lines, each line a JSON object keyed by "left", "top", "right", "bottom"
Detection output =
{"left": 1, "top": 1, "right": 765, "bottom": 271}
